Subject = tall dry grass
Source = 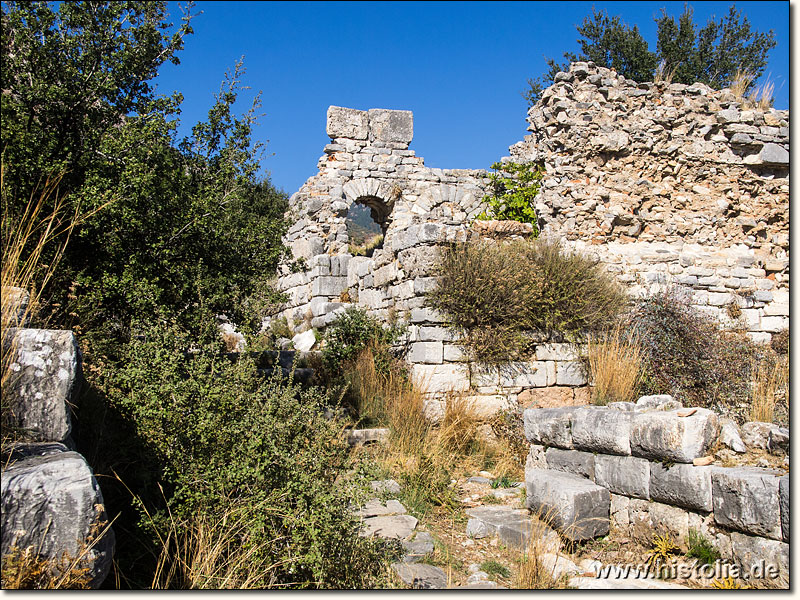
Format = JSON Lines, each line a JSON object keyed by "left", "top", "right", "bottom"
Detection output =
{"left": 750, "top": 355, "right": 788, "bottom": 423}
{"left": 653, "top": 59, "right": 677, "bottom": 85}
{"left": 513, "top": 509, "right": 569, "bottom": 589}
{"left": 586, "top": 327, "right": 642, "bottom": 406}
{"left": 730, "top": 69, "right": 755, "bottom": 101}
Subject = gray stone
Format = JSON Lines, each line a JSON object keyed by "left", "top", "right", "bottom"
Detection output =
{"left": 525, "top": 468, "right": 610, "bottom": 541}
{"left": 402, "top": 531, "right": 434, "bottom": 563}
{"left": 767, "top": 427, "right": 789, "bottom": 455}
{"left": 326, "top": 105, "right": 368, "bottom": 140}
{"left": 466, "top": 518, "right": 488, "bottom": 538}
{"left": 759, "top": 143, "right": 789, "bottom": 165}
{"left": 408, "top": 341, "right": 443, "bottom": 364}
{"left": 361, "top": 514, "right": 418, "bottom": 540}
{"left": 3, "top": 286, "right": 30, "bottom": 327}
{"left": 779, "top": 476, "right": 788, "bottom": 543}
{"left": 391, "top": 562, "right": 447, "bottom": 589}
{"left": 711, "top": 466, "right": 783, "bottom": 540}
{"left": 3, "top": 328, "right": 81, "bottom": 444}
{"left": 1, "top": 448, "right": 114, "bottom": 588}
{"left": 630, "top": 409, "right": 719, "bottom": 463}
{"left": 347, "top": 428, "right": 390, "bottom": 446}
{"left": 594, "top": 455, "right": 650, "bottom": 499}
{"left": 571, "top": 407, "right": 632, "bottom": 455}
{"left": 555, "top": 361, "right": 587, "bottom": 386}
{"left": 310, "top": 276, "right": 347, "bottom": 297}
{"left": 368, "top": 109, "right": 414, "bottom": 144}
{"left": 544, "top": 448, "right": 595, "bottom": 480}
{"left": 467, "top": 476, "right": 491, "bottom": 485}
{"left": 740, "top": 421, "right": 776, "bottom": 449}
{"left": 649, "top": 462, "right": 713, "bottom": 512}
{"left": 523, "top": 407, "right": 576, "bottom": 449}
{"left": 465, "top": 505, "right": 561, "bottom": 552}
{"left": 291, "top": 329, "right": 316, "bottom": 352}
{"left": 370, "top": 479, "right": 402, "bottom": 494}
{"left": 608, "top": 401, "right": 635, "bottom": 411}
{"left": 635, "top": 394, "right": 682, "bottom": 411}
{"left": 729, "top": 532, "right": 788, "bottom": 585}
{"left": 356, "top": 498, "right": 407, "bottom": 518}
{"left": 720, "top": 419, "right": 746, "bottom": 453}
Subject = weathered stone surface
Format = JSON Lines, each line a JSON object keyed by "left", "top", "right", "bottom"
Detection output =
{"left": 408, "top": 341, "right": 443, "bottom": 364}
{"left": 544, "top": 448, "right": 595, "bottom": 480}
{"left": 518, "top": 386, "right": 575, "bottom": 409}
{"left": 3, "top": 328, "right": 81, "bottom": 444}
{"left": 523, "top": 407, "right": 576, "bottom": 449}
{"left": 392, "top": 562, "right": 447, "bottom": 589}
{"left": 525, "top": 444, "right": 547, "bottom": 475}
{"left": 465, "top": 505, "right": 561, "bottom": 552}
{"left": 555, "top": 361, "right": 587, "bottom": 386}
{"left": 357, "top": 498, "right": 406, "bottom": 518}
{"left": 466, "top": 518, "right": 488, "bottom": 538}
{"left": 368, "top": 109, "right": 413, "bottom": 144}
{"left": 635, "top": 394, "right": 682, "bottom": 412}
{"left": 347, "top": 428, "right": 390, "bottom": 446}
{"left": 594, "top": 455, "right": 650, "bottom": 499}
{"left": 767, "top": 427, "right": 789, "bottom": 455}
{"left": 402, "top": 531, "right": 434, "bottom": 563}
{"left": 361, "top": 514, "right": 418, "bottom": 540}
{"left": 291, "top": 329, "right": 316, "bottom": 352}
{"left": 711, "top": 466, "right": 783, "bottom": 540}
{"left": 1, "top": 449, "right": 114, "bottom": 588}
{"left": 630, "top": 409, "right": 719, "bottom": 463}
{"left": 719, "top": 418, "right": 746, "bottom": 453}
{"left": 3, "top": 286, "right": 30, "bottom": 328}
{"left": 759, "top": 142, "right": 789, "bottom": 165}
{"left": 327, "top": 105, "right": 368, "bottom": 139}
{"left": 740, "top": 421, "right": 777, "bottom": 450}
{"left": 370, "top": 479, "right": 402, "bottom": 494}
{"left": 649, "top": 462, "right": 712, "bottom": 512}
{"left": 729, "top": 532, "right": 789, "bottom": 585}
{"left": 525, "top": 468, "right": 610, "bottom": 541}
{"left": 779, "top": 475, "right": 788, "bottom": 543}
{"left": 571, "top": 407, "right": 632, "bottom": 455}
{"left": 411, "top": 364, "right": 469, "bottom": 393}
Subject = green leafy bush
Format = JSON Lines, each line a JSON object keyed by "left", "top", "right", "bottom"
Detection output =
{"left": 476, "top": 161, "right": 543, "bottom": 231}
{"left": 322, "top": 307, "right": 404, "bottom": 374}
{"left": 87, "top": 322, "right": 396, "bottom": 588}
{"left": 627, "top": 288, "right": 761, "bottom": 409}
{"left": 430, "top": 239, "right": 626, "bottom": 364}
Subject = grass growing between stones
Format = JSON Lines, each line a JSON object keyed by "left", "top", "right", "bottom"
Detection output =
{"left": 586, "top": 326, "right": 642, "bottom": 405}
{"left": 750, "top": 354, "right": 788, "bottom": 423}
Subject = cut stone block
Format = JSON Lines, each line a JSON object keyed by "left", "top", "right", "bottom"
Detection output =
{"left": 291, "top": 329, "right": 316, "bottom": 352}
{"left": 361, "top": 514, "right": 418, "bottom": 540}
{"left": 649, "top": 462, "right": 713, "bottom": 512}
{"left": 544, "top": 448, "right": 595, "bottom": 480}
{"left": 720, "top": 419, "right": 746, "bottom": 453}
{"left": 648, "top": 501, "right": 691, "bottom": 550}
{"left": 411, "top": 364, "right": 470, "bottom": 394}
{"left": 370, "top": 479, "right": 402, "bottom": 494}
{"left": 368, "top": 109, "right": 414, "bottom": 144}
{"left": 711, "top": 466, "right": 783, "bottom": 540}
{"left": 555, "top": 361, "right": 587, "bottom": 386}
{"left": 729, "top": 532, "right": 789, "bottom": 585}
{"left": 327, "top": 105, "right": 368, "bottom": 140}
{"left": 391, "top": 562, "right": 446, "bottom": 589}
{"left": 408, "top": 341, "right": 443, "bottom": 364}
{"left": 635, "top": 394, "right": 682, "bottom": 411}
{"left": 1, "top": 447, "right": 114, "bottom": 588}
{"left": 523, "top": 407, "right": 576, "bottom": 449}
{"left": 402, "top": 531, "right": 434, "bottom": 563}
{"left": 594, "top": 454, "right": 650, "bottom": 499}
{"left": 3, "top": 328, "right": 81, "bottom": 444}
{"left": 571, "top": 407, "right": 632, "bottom": 455}
{"left": 356, "top": 498, "right": 406, "bottom": 518}
{"left": 518, "top": 386, "right": 574, "bottom": 409}
{"left": 630, "top": 408, "right": 719, "bottom": 463}
{"left": 779, "top": 475, "right": 788, "bottom": 543}
{"left": 525, "top": 468, "right": 610, "bottom": 541}
{"left": 465, "top": 505, "right": 561, "bottom": 552}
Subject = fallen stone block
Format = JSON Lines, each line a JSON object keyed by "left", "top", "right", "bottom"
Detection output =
{"left": 544, "top": 448, "right": 595, "bottom": 480}
{"left": 360, "top": 515, "right": 418, "bottom": 541}
{"left": 779, "top": 475, "right": 788, "bottom": 543}
{"left": 594, "top": 454, "right": 649, "bottom": 499}
{"left": 1, "top": 448, "right": 114, "bottom": 588}
{"left": 3, "top": 328, "right": 81, "bottom": 444}
{"left": 465, "top": 505, "right": 560, "bottom": 553}
{"left": 356, "top": 498, "right": 406, "bottom": 518}
{"left": 729, "top": 531, "right": 789, "bottom": 586}
{"left": 370, "top": 479, "right": 402, "bottom": 494}
{"left": 635, "top": 394, "right": 682, "bottom": 411}
{"left": 740, "top": 421, "right": 777, "bottom": 450}
{"left": 649, "top": 462, "right": 713, "bottom": 512}
{"left": 402, "top": 531, "right": 434, "bottom": 563}
{"left": 391, "top": 562, "right": 447, "bottom": 589}
{"left": 525, "top": 468, "right": 610, "bottom": 541}
{"left": 571, "top": 407, "right": 632, "bottom": 455}
{"left": 630, "top": 408, "right": 719, "bottom": 463}
{"left": 719, "top": 419, "right": 747, "bottom": 453}
{"left": 711, "top": 466, "right": 783, "bottom": 540}
{"left": 523, "top": 407, "right": 576, "bottom": 449}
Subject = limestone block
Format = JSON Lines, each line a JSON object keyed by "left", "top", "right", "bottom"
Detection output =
{"left": 410, "top": 307, "right": 445, "bottom": 324}
{"left": 417, "top": 326, "right": 455, "bottom": 342}
{"left": 372, "top": 263, "right": 398, "bottom": 287}
{"left": 635, "top": 394, "right": 682, "bottom": 412}
{"left": 610, "top": 493, "right": 630, "bottom": 533}
{"left": 411, "top": 364, "right": 469, "bottom": 393}
{"left": 630, "top": 409, "right": 719, "bottom": 463}
{"left": 523, "top": 407, "right": 577, "bottom": 449}
{"left": 500, "top": 361, "right": 551, "bottom": 388}
{"left": 290, "top": 236, "right": 324, "bottom": 261}
{"left": 422, "top": 399, "right": 444, "bottom": 423}
{"left": 779, "top": 476, "right": 788, "bottom": 543}
{"left": 442, "top": 344, "right": 466, "bottom": 362}
{"left": 594, "top": 454, "right": 650, "bottom": 499}
{"left": 310, "top": 276, "right": 347, "bottom": 297}
{"left": 361, "top": 514, "right": 418, "bottom": 540}
{"left": 3, "top": 328, "right": 81, "bottom": 444}
{"left": 711, "top": 466, "right": 783, "bottom": 540}
{"left": 740, "top": 421, "right": 776, "bottom": 449}
{"left": 571, "top": 407, "right": 632, "bottom": 455}
{"left": 464, "top": 506, "right": 560, "bottom": 552}
{"left": 608, "top": 401, "right": 635, "bottom": 411}
{"left": 326, "top": 106, "right": 368, "bottom": 140}
{"left": 649, "top": 462, "right": 713, "bottom": 512}
{"left": 544, "top": 448, "right": 595, "bottom": 480}
{"left": 648, "top": 501, "right": 691, "bottom": 551}
{"left": 518, "top": 387, "right": 574, "bottom": 409}
{"left": 462, "top": 395, "right": 514, "bottom": 418}
{"left": 555, "top": 361, "right": 587, "bottom": 386}
{"left": 291, "top": 329, "right": 316, "bottom": 352}
{"left": 729, "top": 532, "right": 788, "bottom": 585}
{"left": 525, "top": 444, "right": 547, "bottom": 475}
{"left": 408, "top": 342, "right": 443, "bottom": 365}
{"left": 535, "top": 343, "right": 579, "bottom": 361}
{"left": 1, "top": 447, "right": 114, "bottom": 587}
{"left": 391, "top": 563, "right": 447, "bottom": 589}
{"left": 720, "top": 419, "right": 747, "bottom": 453}
{"left": 368, "top": 109, "right": 413, "bottom": 144}
{"left": 759, "top": 143, "right": 789, "bottom": 165}
{"left": 525, "top": 468, "right": 610, "bottom": 541}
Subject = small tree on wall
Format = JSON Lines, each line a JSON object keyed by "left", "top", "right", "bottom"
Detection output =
{"left": 475, "top": 161, "right": 543, "bottom": 233}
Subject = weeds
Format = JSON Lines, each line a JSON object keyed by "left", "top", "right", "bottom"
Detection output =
{"left": 646, "top": 533, "right": 679, "bottom": 566}
{"left": 586, "top": 326, "right": 642, "bottom": 405}
{"left": 480, "top": 560, "right": 510, "bottom": 578}
{"left": 750, "top": 354, "right": 788, "bottom": 423}
{"left": 686, "top": 529, "right": 720, "bottom": 566}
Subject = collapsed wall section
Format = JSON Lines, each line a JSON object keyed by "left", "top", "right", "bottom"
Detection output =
{"left": 508, "top": 62, "right": 789, "bottom": 344}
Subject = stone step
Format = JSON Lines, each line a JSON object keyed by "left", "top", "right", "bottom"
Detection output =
{"left": 525, "top": 468, "right": 610, "bottom": 542}
{"left": 465, "top": 505, "right": 561, "bottom": 553}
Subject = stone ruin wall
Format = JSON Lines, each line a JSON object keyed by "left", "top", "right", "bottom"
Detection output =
{"left": 273, "top": 64, "right": 789, "bottom": 408}
{"left": 509, "top": 62, "right": 789, "bottom": 344}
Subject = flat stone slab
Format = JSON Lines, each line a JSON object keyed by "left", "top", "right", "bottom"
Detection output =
{"left": 649, "top": 462, "right": 713, "bottom": 512}
{"left": 402, "top": 531, "right": 434, "bottom": 563}
{"left": 370, "top": 479, "right": 401, "bottom": 494}
{"left": 593, "top": 454, "right": 649, "bottom": 499}
{"left": 392, "top": 562, "right": 447, "bottom": 589}
{"left": 571, "top": 407, "right": 632, "bottom": 455}
{"left": 630, "top": 409, "right": 719, "bottom": 463}
{"left": 360, "top": 514, "right": 418, "bottom": 541}
{"left": 711, "top": 466, "right": 783, "bottom": 540}
{"left": 730, "top": 531, "right": 789, "bottom": 584}
{"left": 525, "top": 468, "right": 609, "bottom": 541}
{"left": 356, "top": 498, "right": 407, "bottom": 518}
{"left": 465, "top": 505, "right": 560, "bottom": 552}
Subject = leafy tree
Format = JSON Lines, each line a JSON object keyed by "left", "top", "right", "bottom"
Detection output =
{"left": 525, "top": 4, "right": 776, "bottom": 106}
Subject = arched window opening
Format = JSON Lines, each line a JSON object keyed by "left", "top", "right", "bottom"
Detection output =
{"left": 346, "top": 196, "right": 388, "bottom": 256}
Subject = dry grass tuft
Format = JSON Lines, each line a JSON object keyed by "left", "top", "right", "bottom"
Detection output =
{"left": 653, "top": 59, "right": 677, "bottom": 85}
{"left": 586, "top": 326, "right": 642, "bottom": 405}
{"left": 750, "top": 355, "right": 788, "bottom": 423}
{"left": 730, "top": 69, "right": 755, "bottom": 101}
{"left": 513, "top": 511, "right": 569, "bottom": 589}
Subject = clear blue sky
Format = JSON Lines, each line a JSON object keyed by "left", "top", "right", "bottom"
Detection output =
{"left": 155, "top": 1, "right": 791, "bottom": 195}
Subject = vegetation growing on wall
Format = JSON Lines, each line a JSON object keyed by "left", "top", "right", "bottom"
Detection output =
{"left": 476, "top": 161, "right": 543, "bottom": 231}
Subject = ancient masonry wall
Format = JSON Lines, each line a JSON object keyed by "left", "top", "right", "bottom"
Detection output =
{"left": 274, "top": 65, "right": 788, "bottom": 404}
{"left": 509, "top": 62, "right": 789, "bottom": 344}
{"left": 523, "top": 400, "right": 789, "bottom": 583}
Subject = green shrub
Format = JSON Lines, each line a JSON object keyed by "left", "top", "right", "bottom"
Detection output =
{"left": 429, "top": 239, "right": 626, "bottom": 364}
{"left": 322, "top": 307, "right": 404, "bottom": 374}
{"left": 481, "top": 560, "right": 511, "bottom": 578}
{"left": 476, "top": 161, "right": 543, "bottom": 231}
{"left": 627, "top": 288, "right": 761, "bottom": 409}
{"left": 687, "top": 528, "right": 721, "bottom": 566}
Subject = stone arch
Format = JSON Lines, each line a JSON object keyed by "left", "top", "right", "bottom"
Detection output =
{"left": 342, "top": 179, "right": 396, "bottom": 233}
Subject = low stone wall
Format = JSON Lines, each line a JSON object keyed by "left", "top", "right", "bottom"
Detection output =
{"left": 523, "top": 398, "right": 789, "bottom": 583}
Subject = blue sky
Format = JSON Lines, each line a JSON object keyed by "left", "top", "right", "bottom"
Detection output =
{"left": 155, "top": 1, "right": 791, "bottom": 194}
